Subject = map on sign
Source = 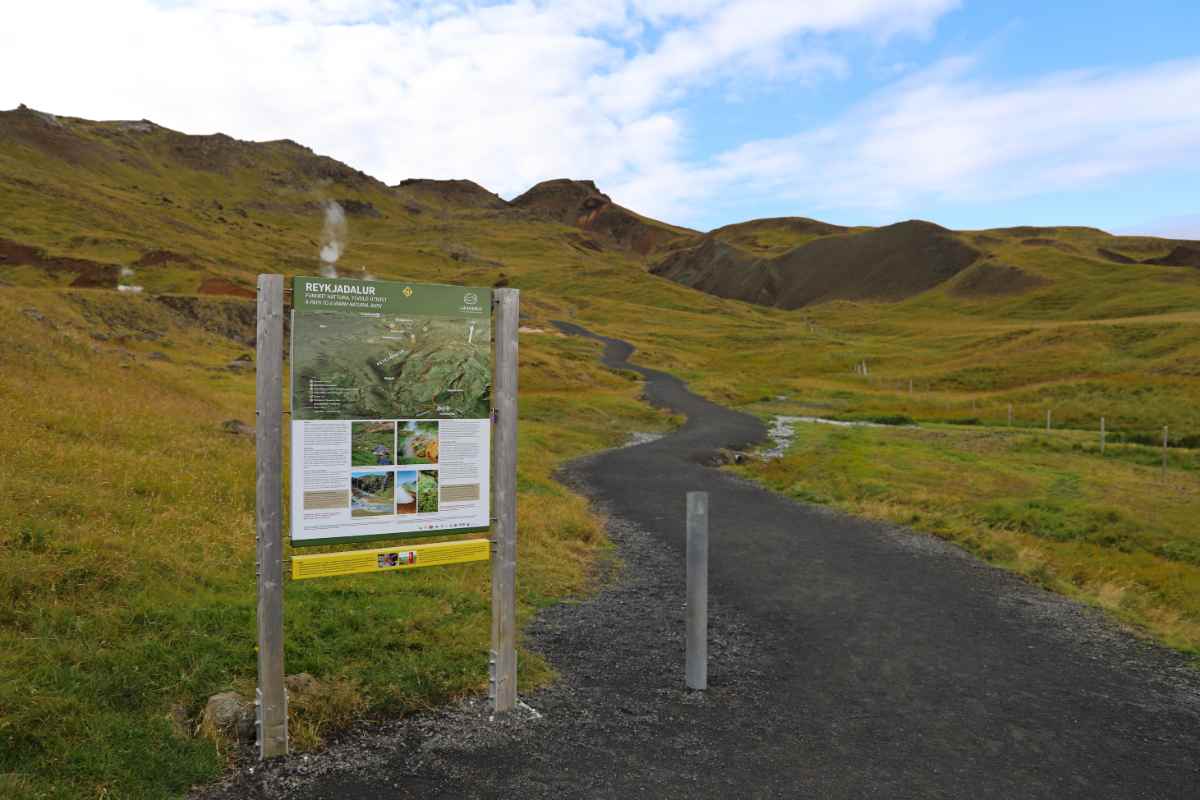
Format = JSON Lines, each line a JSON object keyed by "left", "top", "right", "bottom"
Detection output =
{"left": 292, "top": 314, "right": 491, "bottom": 421}
{"left": 289, "top": 277, "right": 492, "bottom": 546}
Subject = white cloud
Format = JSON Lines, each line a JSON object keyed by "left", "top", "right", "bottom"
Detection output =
{"left": 613, "top": 56, "right": 1200, "bottom": 225}
{"left": 1, "top": 0, "right": 954, "bottom": 201}
{"left": 15, "top": 1, "right": 1191, "bottom": 233}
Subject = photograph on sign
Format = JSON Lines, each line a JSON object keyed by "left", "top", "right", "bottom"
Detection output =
{"left": 289, "top": 277, "right": 492, "bottom": 545}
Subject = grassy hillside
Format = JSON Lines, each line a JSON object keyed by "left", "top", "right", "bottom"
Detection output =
{"left": 0, "top": 288, "right": 672, "bottom": 799}
{"left": 2, "top": 105, "right": 1200, "bottom": 797}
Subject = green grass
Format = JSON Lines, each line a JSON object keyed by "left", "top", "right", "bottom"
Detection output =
{"left": 735, "top": 420, "right": 1200, "bottom": 656}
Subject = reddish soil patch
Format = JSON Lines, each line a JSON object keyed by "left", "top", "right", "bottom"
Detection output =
{"left": 948, "top": 262, "right": 1051, "bottom": 298}
{"left": 0, "top": 237, "right": 118, "bottom": 287}
{"left": 198, "top": 277, "right": 256, "bottom": 298}
{"left": 132, "top": 249, "right": 195, "bottom": 268}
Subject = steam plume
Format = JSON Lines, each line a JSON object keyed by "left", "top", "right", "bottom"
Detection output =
{"left": 319, "top": 200, "right": 346, "bottom": 277}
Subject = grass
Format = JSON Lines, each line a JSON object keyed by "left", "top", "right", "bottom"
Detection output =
{"left": 0, "top": 289, "right": 672, "bottom": 799}
{"left": 734, "top": 419, "right": 1200, "bottom": 656}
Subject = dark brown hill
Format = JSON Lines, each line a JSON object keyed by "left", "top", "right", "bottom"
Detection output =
{"left": 393, "top": 178, "right": 508, "bottom": 210}
{"left": 1144, "top": 245, "right": 1200, "bottom": 268}
{"left": 651, "top": 220, "right": 981, "bottom": 309}
{"left": 511, "top": 179, "right": 695, "bottom": 254}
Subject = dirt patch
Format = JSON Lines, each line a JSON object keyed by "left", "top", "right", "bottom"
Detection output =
{"left": 652, "top": 220, "right": 981, "bottom": 309}
{"left": 198, "top": 277, "right": 256, "bottom": 299}
{"left": 566, "top": 232, "right": 605, "bottom": 253}
{"left": 0, "top": 237, "right": 119, "bottom": 288}
{"left": 1097, "top": 247, "right": 1137, "bottom": 264}
{"left": 132, "top": 249, "right": 195, "bottom": 268}
{"left": 153, "top": 295, "right": 257, "bottom": 344}
{"left": 948, "top": 261, "right": 1052, "bottom": 298}
{"left": 336, "top": 199, "right": 382, "bottom": 218}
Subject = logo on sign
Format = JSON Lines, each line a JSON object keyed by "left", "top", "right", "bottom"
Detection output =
{"left": 464, "top": 292, "right": 478, "bottom": 305}
{"left": 403, "top": 286, "right": 413, "bottom": 297}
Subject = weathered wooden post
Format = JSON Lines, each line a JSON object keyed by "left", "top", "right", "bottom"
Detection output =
{"left": 1008, "top": 403, "right": 1013, "bottom": 428}
{"left": 255, "top": 274, "right": 287, "bottom": 759}
{"left": 686, "top": 491, "right": 709, "bottom": 691}
{"left": 1100, "top": 417, "right": 1106, "bottom": 455}
{"left": 1046, "top": 409, "right": 1052, "bottom": 431}
{"left": 490, "top": 288, "right": 519, "bottom": 714}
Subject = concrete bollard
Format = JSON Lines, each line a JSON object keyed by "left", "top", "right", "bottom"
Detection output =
{"left": 686, "top": 491, "right": 708, "bottom": 691}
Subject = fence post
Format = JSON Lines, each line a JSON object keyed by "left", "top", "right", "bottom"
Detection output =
{"left": 255, "top": 274, "right": 287, "bottom": 759}
{"left": 491, "top": 288, "right": 519, "bottom": 714}
{"left": 686, "top": 491, "right": 709, "bottom": 691}
{"left": 1046, "top": 409, "right": 1052, "bottom": 431}
{"left": 1100, "top": 417, "right": 1106, "bottom": 455}
{"left": 1008, "top": 403, "right": 1013, "bottom": 428}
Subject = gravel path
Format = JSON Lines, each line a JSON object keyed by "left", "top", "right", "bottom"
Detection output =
{"left": 199, "top": 322, "right": 1200, "bottom": 799}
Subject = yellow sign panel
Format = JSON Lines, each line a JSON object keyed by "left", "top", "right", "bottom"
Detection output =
{"left": 291, "top": 538, "right": 490, "bottom": 581}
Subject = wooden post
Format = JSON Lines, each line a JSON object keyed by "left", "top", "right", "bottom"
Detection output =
{"left": 1008, "top": 403, "right": 1013, "bottom": 428}
{"left": 490, "top": 288, "right": 519, "bottom": 714}
{"left": 1100, "top": 417, "right": 1106, "bottom": 455}
{"left": 1046, "top": 409, "right": 1052, "bottom": 431}
{"left": 909, "top": 379, "right": 913, "bottom": 395}
{"left": 255, "top": 274, "right": 287, "bottom": 759}
{"left": 686, "top": 491, "right": 709, "bottom": 691}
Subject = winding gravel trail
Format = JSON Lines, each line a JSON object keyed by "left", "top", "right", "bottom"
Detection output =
{"left": 227, "top": 323, "right": 1200, "bottom": 799}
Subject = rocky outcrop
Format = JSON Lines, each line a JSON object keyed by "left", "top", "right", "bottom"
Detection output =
{"left": 511, "top": 179, "right": 693, "bottom": 255}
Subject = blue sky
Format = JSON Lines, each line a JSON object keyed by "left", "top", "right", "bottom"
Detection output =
{"left": 4, "top": 1, "right": 1199, "bottom": 235}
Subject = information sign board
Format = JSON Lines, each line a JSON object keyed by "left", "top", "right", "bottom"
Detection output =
{"left": 289, "top": 277, "right": 492, "bottom": 545}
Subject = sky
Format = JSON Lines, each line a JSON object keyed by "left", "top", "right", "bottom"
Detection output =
{"left": 3, "top": 1, "right": 1199, "bottom": 235}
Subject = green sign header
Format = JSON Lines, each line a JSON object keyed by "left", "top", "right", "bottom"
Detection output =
{"left": 293, "top": 276, "right": 491, "bottom": 318}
